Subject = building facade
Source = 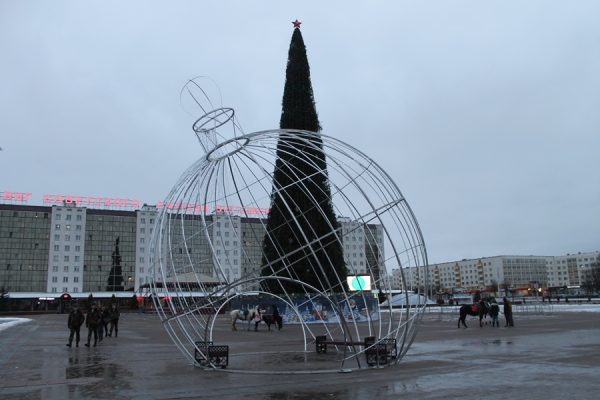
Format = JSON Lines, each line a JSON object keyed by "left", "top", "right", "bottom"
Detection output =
{"left": 0, "top": 203, "right": 386, "bottom": 296}
{"left": 391, "top": 251, "right": 600, "bottom": 294}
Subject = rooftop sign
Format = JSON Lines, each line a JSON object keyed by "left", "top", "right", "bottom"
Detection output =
{"left": 1, "top": 190, "right": 269, "bottom": 216}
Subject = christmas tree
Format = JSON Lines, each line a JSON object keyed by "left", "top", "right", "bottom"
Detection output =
{"left": 106, "top": 237, "right": 124, "bottom": 291}
{"left": 261, "top": 21, "right": 347, "bottom": 294}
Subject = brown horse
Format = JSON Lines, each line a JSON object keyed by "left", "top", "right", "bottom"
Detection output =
{"left": 457, "top": 302, "right": 489, "bottom": 328}
{"left": 255, "top": 304, "right": 283, "bottom": 331}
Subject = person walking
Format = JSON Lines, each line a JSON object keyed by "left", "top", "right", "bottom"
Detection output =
{"left": 101, "top": 305, "right": 111, "bottom": 338}
{"left": 253, "top": 305, "right": 262, "bottom": 332}
{"left": 85, "top": 303, "right": 101, "bottom": 347}
{"left": 66, "top": 303, "right": 85, "bottom": 347}
{"left": 489, "top": 300, "right": 500, "bottom": 327}
{"left": 108, "top": 303, "right": 120, "bottom": 337}
{"left": 503, "top": 297, "right": 514, "bottom": 327}
{"left": 96, "top": 305, "right": 105, "bottom": 342}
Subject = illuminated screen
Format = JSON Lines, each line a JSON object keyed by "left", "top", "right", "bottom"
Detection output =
{"left": 347, "top": 275, "right": 371, "bottom": 291}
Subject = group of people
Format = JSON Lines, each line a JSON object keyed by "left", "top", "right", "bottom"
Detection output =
{"left": 485, "top": 297, "right": 514, "bottom": 327}
{"left": 66, "top": 302, "right": 121, "bottom": 348}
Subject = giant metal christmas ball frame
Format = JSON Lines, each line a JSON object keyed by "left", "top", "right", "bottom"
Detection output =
{"left": 150, "top": 97, "right": 428, "bottom": 374}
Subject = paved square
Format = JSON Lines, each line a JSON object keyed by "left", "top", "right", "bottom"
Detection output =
{"left": 1, "top": 309, "right": 599, "bottom": 399}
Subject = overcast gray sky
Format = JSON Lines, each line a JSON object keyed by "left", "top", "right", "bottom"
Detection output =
{"left": 1, "top": 1, "right": 599, "bottom": 264}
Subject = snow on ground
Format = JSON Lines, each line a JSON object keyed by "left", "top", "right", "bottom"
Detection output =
{"left": 0, "top": 317, "right": 32, "bottom": 332}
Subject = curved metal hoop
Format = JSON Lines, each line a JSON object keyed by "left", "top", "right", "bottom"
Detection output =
{"left": 206, "top": 137, "right": 250, "bottom": 161}
{"left": 193, "top": 107, "right": 235, "bottom": 133}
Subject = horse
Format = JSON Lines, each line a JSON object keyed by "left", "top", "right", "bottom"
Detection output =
{"left": 261, "top": 313, "right": 283, "bottom": 331}
{"left": 457, "top": 301, "right": 490, "bottom": 328}
{"left": 256, "top": 304, "right": 283, "bottom": 332}
{"left": 230, "top": 308, "right": 258, "bottom": 331}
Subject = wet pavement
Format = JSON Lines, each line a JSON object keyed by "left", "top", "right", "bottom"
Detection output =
{"left": 0, "top": 310, "right": 599, "bottom": 399}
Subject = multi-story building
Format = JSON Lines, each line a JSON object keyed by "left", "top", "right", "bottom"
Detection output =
{"left": 7, "top": 201, "right": 596, "bottom": 299}
{"left": 391, "top": 253, "right": 598, "bottom": 294}
{"left": 339, "top": 217, "right": 367, "bottom": 275}
{"left": 0, "top": 205, "right": 51, "bottom": 292}
{"left": 1, "top": 202, "right": 386, "bottom": 297}
{"left": 134, "top": 205, "right": 158, "bottom": 289}
{"left": 46, "top": 206, "right": 87, "bottom": 294}
{"left": 547, "top": 251, "right": 600, "bottom": 287}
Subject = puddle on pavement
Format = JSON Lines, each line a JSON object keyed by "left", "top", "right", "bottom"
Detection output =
{"left": 65, "top": 351, "right": 133, "bottom": 383}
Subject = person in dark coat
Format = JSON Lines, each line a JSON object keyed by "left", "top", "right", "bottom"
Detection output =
{"left": 489, "top": 300, "right": 500, "bottom": 327}
{"left": 101, "top": 305, "right": 111, "bottom": 338}
{"left": 503, "top": 297, "right": 514, "bottom": 327}
{"left": 85, "top": 303, "right": 101, "bottom": 347}
{"left": 108, "top": 303, "right": 120, "bottom": 337}
{"left": 272, "top": 304, "right": 282, "bottom": 330}
{"left": 66, "top": 303, "right": 85, "bottom": 347}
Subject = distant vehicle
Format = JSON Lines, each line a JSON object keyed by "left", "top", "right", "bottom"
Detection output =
{"left": 450, "top": 294, "right": 473, "bottom": 305}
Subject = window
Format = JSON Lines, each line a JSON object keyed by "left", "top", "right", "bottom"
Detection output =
{"left": 54, "top": 245, "right": 59, "bottom": 251}
{"left": 64, "top": 245, "right": 70, "bottom": 251}
{"left": 53, "top": 255, "right": 59, "bottom": 262}
{"left": 73, "top": 277, "right": 79, "bottom": 283}
{"left": 75, "top": 246, "right": 81, "bottom": 252}
{"left": 52, "top": 287, "right": 57, "bottom": 293}
{"left": 64, "top": 265, "right": 69, "bottom": 272}
{"left": 73, "top": 287, "right": 79, "bottom": 293}
{"left": 63, "top": 287, "right": 68, "bottom": 293}
{"left": 139, "top": 257, "right": 145, "bottom": 263}
{"left": 140, "top": 228, "right": 145, "bottom": 234}
{"left": 76, "top": 225, "right": 81, "bottom": 231}
{"left": 64, "top": 256, "right": 69, "bottom": 262}
{"left": 139, "top": 247, "right": 145, "bottom": 253}
{"left": 66, "top": 224, "right": 71, "bottom": 230}
{"left": 76, "top": 214, "right": 82, "bottom": 221}
{"left": 63, "top": 277, "right": 68, "bottom": 283}
{"left": 75, "top": 235, "right": 81, "bottom": 241}
{"left": 56, "top": 214, "right": 62, "bottom": 220}
{"left": 52, "top": 277, "right": 58, "bottom": 283}
{"left": 55, "top": 224, "right": 61, "bottom": 230}
{"left": 140, "top": 238, "right": 145, "bottom": 244}
{"left": 141, "top": 218, "right": 146, "bottom": 224}
{"left": 52, "top": 266, "right": 58, "bottom": 272}
{"left": 150, "top": 219, "right": 154, "bottom": 224}
{"left": 74, "top": 256, "right": 80, "bottom": 262}
{"left": 54, "top": 234, "right": 60, "bottom": 241}
{"left": 65, "top": 235, "right": 70, "bottom": 241}
{"left": 66, "top": 214, "right": 71, "bottom": 220}
{"left": 139, "top": 267, "right": 145, "bottom": 273}
{"left": 74, "top": 266, "right": 79, "bottom": 272}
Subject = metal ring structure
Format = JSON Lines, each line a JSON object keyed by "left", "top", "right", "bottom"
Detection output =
{"left": 193, "top": 107, "right": 235, "bottom": 134}
{"left": 150, "top": 126, "right": 428, "bottom": 374}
